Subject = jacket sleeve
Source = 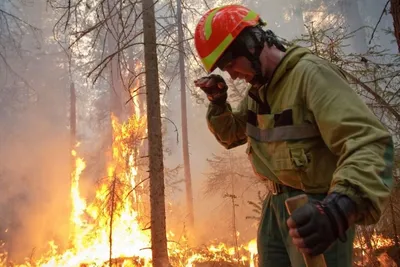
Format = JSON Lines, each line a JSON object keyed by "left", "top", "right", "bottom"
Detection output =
{"left": 303, "top": 61, "right": 394, "bottom": 225}
{"left": 206, "top": 96, "right": 248, "bottom": 149}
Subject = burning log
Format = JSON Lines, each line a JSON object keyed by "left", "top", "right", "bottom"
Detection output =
{"left": 101, "top": 256, "right": 146, "bottom": 267}
{"left": 180, "top": 241, "right": 255, "bottom": 267}
{"left": 79, "top": 256, "right": 146, "bottom": 267}
{"left": 353, "top": 233, "right": 398, "bottom": 267}
{"left": 193, "top": 261, "right": 248, "bottom": 267}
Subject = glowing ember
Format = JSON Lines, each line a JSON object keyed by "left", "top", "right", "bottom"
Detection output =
{"left": 353, "top": 233, "right": 396, "bottom": 267}
{"left": 183, "top": 239, "right": 257, "bottom": 267}
{"left": 354, "top": 233, "right": 395, "bottom": 250}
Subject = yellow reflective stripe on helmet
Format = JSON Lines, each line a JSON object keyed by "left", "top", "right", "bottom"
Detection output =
{"left": 243, "top": 9, "right": 258, "bottom": 21}
{"left": 204, "top": 7, "right": 222, "bottom": 40}
{"left": 205, "top": 8, "right": 258, "bottom": 40}
{"left": 202, "top": 34, "right": 234, "bottom": 72}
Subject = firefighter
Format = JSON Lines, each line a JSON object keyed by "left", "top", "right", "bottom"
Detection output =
{"left": 193, "top": 4, "right": 394, "bottom": 267}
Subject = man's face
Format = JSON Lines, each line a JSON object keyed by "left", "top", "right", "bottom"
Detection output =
{"left": 220, "top": 56, "right": 256, "bottom": 84}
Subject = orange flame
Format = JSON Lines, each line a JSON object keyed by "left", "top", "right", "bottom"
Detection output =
{"left": 247, "top": 239, "right": 257, "bottom": 267}
{"left": 26, "top": 114, "right": 151, "bottom": 267}
{"left": 0, "top": 73, "right": 257, "bottom": 265}
{"left": 354, "top": 233, "right": 394, "bottom": 250}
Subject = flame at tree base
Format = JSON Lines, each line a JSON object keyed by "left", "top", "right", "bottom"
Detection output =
{"left": 0, "top": 115, "right": 257, "bottom": 267}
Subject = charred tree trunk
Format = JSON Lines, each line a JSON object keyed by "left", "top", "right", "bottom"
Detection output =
{"left": 391, "top": 0, "right": 400, "bottom": 52}
{"left": 108, "top": 176, "right": 117, "bottom": 267}
{"left": 70, "top": 82, "right": 76, "bottom": 148}
{"left": 390, "top": 196, "right": 400, "bottom": 248}
{"left": 176, "top": 0, "right": 195, "bottom": 230}
{"left": 389, "top": 196, "right": 400, "bottom": 263}
{"left": 142, "top": 0, "right": 170, "bottom": 266}
{"left": 107, "top": 0, "right": 128, "bottom": 121}
{"left": 69, "top": 59, "right": 77, "bottom": 249}
{"left": 228, "top": 152, "right": 239, "bottom": 261}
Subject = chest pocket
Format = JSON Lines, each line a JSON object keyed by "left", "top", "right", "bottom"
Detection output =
{"left": 272, "top": 146, "right": 310, "bottom": 171}
{"left": 246, "top": 104, "right": 322, "bottom": 190}
{"left": 246, "top": 107, "right": 320, "bottom": 167}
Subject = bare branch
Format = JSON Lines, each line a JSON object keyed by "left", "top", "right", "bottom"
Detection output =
{"left": 368, "top": 1, "right": 391, "bottom": 45}
{"left": 343, "top": 69, "right": 400, "bottom": 121}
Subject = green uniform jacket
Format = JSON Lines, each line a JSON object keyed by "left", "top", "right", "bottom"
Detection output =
{"left": 206, "top": 46, "right": 394, "bottom": 225}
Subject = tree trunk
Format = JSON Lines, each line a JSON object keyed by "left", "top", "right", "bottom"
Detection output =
{"left": 70, "top": 82, "right": 76, "bottom": 149}
{"left": 108, "top": 176, "right": 117, "bottom": 267}
{"left": 391, "top": 0, "right": 400, "bottom": 52}
{"left": 69, "top": 81, "right": 76, "bottom": 243}
{"left": 389, "top": 196, "right": 400, "bottom": 263}
{"left": 176, "top": 0, "right": 195, "bottom": 230}
{"left": 107, "top": 0, "right": 128, "bottom": 121}
{"left": 142, "top": 0, "right": 170, "bottom": 266}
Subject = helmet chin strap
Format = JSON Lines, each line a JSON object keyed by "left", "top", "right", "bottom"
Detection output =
{"left": 236, "top": 26, "right": 286, "bottom": 87}
{"left": 239, "top": 29, "right": 267, "bottom": 86}
{"left": 239, "top": 50, "right": 265, "bottom": 86}
{"left": 248, "top": 59, "right": 267, "bottom": 86}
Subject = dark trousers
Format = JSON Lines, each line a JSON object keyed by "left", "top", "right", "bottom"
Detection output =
{"left": 257, "top": 190, "right": 355, "bottom": 267}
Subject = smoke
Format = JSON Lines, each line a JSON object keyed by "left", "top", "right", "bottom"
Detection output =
{"left": 0, "top": 112, "right": 71, "bottom": 260}
{"left": 0, "top": 2, "right": 71, "bottom": 262}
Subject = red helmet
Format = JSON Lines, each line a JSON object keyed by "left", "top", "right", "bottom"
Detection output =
{"left": 194, "top": 5, "right": 263, "bottom": 73}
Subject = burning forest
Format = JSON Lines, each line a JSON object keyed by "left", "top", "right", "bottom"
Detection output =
{"left": 0, "top": 0, "right": 399, "bottom": 267}
{"left": 0, "top": 110, "right": 397, "bottom": 266}
{"left": 0, "top": 113, "right": 257, "bottom": 267}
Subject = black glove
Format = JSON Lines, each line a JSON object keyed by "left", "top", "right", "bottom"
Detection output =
{"left": 194, "top": 74, "right": 228, "bottom": 105}
{"left": 288, "top": 193, "right": 357, "bottom": 256}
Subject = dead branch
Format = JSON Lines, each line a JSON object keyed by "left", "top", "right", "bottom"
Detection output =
{"left": 342, "top": 69, "right": 400, "bottom": 121}
{"left": 369, "top": 0, "right": 391, "bottom": 45}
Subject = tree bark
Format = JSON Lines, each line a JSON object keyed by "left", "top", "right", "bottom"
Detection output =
{"left": 142, "top": 0, "right": 170, "bottom": 266}
{"left": 176, "top": 0, "right": 195, "bottom": 230}
{"left": 391, "top": 0, "right": 400, "bottom": 52}
{"left": 107, "top": 0, "right": 124, "bottom": 121}
{"left": 389, "top": 196, "right": 400, "bottom": 263}
{"left": 70, "top": 82, "right": 76, "bottom": 149}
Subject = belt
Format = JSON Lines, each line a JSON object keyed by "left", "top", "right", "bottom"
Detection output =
{"left": 265, "top": 180, "right": 299, "bottom": 195}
